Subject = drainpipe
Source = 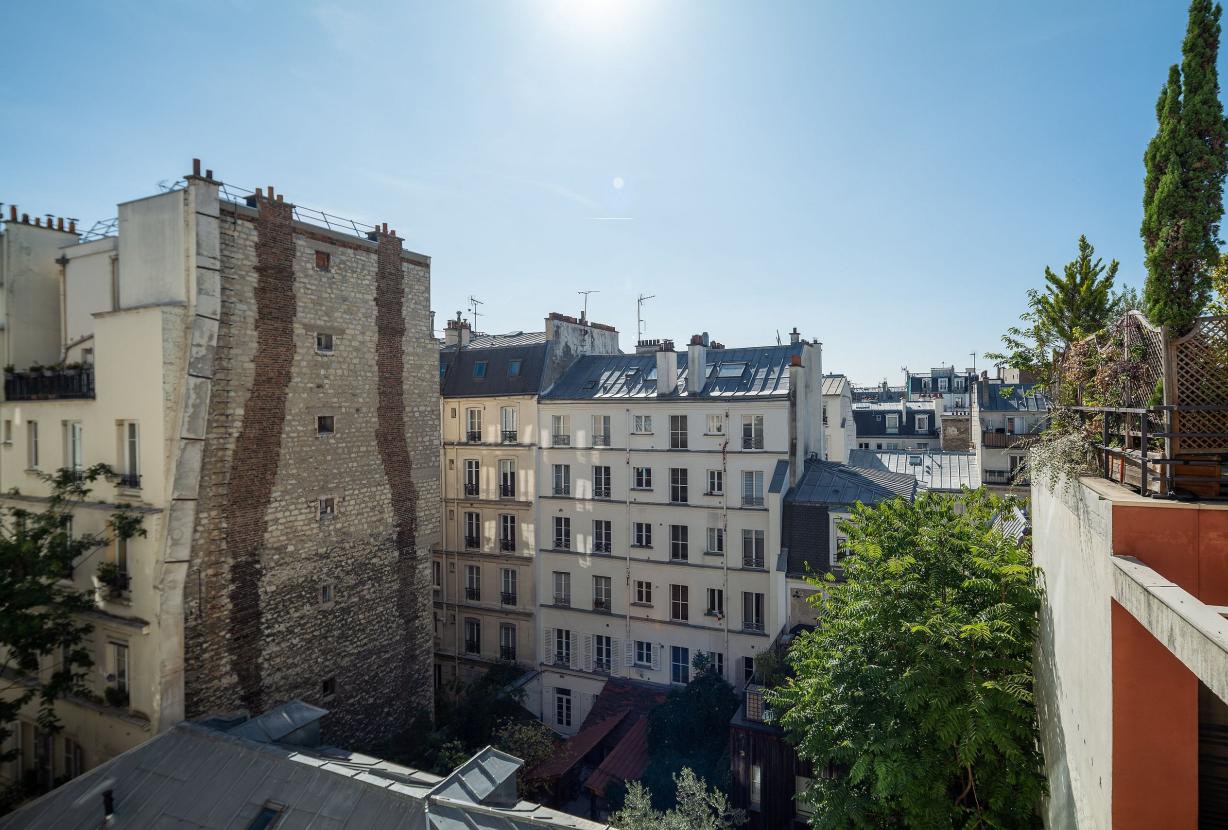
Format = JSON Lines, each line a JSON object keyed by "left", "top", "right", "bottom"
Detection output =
{"left": 721, "top": 409, "right": 730, "bottom": 679}
{"left": 624, "top": 406, "right": 633, "bottom": 676}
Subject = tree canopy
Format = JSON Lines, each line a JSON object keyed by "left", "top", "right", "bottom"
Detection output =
{"left": 769, "top": 491, "right": 1045, "bottom": 829}
{"left": 611, "top": 768, "right": 746, "bottom": 830}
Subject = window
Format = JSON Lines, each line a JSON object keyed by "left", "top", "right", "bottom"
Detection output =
{"left": 670, "top": 468, "right": 688, "bottom": 503}
{"left": 593, "top": 519, "right": 612, "bottom": 553}
{"left": 556, "top": 687, "right": 572, "bottom": 727}
{"left": 551, "top": 414, "right": 571, "bottom": 446}
{"left": 593, "top": 575, "right": 612, "bottom": 611}
{"left": 500, "top": 623, "right": 517, "bottom": 660}
{"left": 499, "top": 514, "right": 516, "bottom": 551}
{"left": 707, "top": 469, "right": 723, "bottom": 495}
{"left": 741, "top": 470, "right": 764, "bottom": 507}
{"left": 500, "top": 407, "right": 518, "bottom": 443}
{"left": 1, "top": 420, "right": 10, "bottom": 444}
{"left": 472, "top": 361, "right": 487, "bottom": 379}
{"left": 321, "top": 677, "right": 337, "bottom": 700}
{"left": 750, "top": 765, "right": 762, "bottom": 809}
{"left": 670, "top": 524, "right": 689, "bottom": 561}
{"left": 938, "top": 377, "right": 949, "bottom": 392}
{"left": 115, "top": 536, "right": 129, "bottom": 578}
{"left": 822, "top": 404, "right": 828, "bottom": 425}
{"left": 916, "top": 414, "right": 929, "bottom": 432}
{"left": 633, "top": 466, "right": 653, "bottom": 489}
{"left": 634, "top": 580, "right": 652, "bottom": 604}
{"left": 858, "top": 441, "right": 869, "bottom": 450}
{"left": 743, "top": 655, "right": 755, "bottom": 683}
{"left": 743, "top": 592, "right": 765, "bottom": 633}
{"left": 318, "top": 496, "right": 336, "bottom": 519}
{"left": 507, "top": 358, "right": 522, "bottom": 377}
{"left": 705, "top": 413, "right": 724, "bottom": 434}
{"left": 633, "top": 414, "right": 653, "bottom": 433}
{"left": 553, "top": 571, "right": 572, "bottom": 606}
{"left": 320, "top": 581, "right": 334, "bottom": 604}
{"left": 555, "top": 629, "right": 572, "bottom": 667}
{"left": 671, "top": 646, "right": 690, "bottom": 684}
{"left": 742, "top": 529, "right": 765, "bottom": 568}
{"left": 553, "top": 516, "right": 571, "bottom": 549}
{"left": 633, "top": 522, "right": 652, "bottom": 547}
{"left": 432, "top": 560, "right": 442, "bottom": 589}
{"left": 63, "top": 737, "right": 83, "bottom": 781}
{"left": 315, "top": 332, "right": 334, "bottom": 353}
{"left": 501, "top": 568, "right": 517, "bottom": 605}
{"left": 593, "top": 465, "right": 611, "bottom": 498}
{"left": 464, "top": 618, "right": 481, "bottom": 654}
{"left": 885, "top": 413, "right": 899, "bottom": 433}
{"left": 466, "top": 408, "right": 482, "bottom": 442}
{"left": 716, "top": 362, "right": 747, "bottom": 378}
{"left": 592, "top": 414, "right": 611, "bottom": 447}
{"left": 111, "top": 642, "right": 129, "bottom": 694}
{"left": 465, "top": 564, "right": 480, "bottom": 601}
{"left": 712, "top": 651, "right": 725, "bottom": 677}
{"left": 121, "top": 422, "right": 140, "bottom": 488}
{"left": 552, "top": 463, "right": 571, "bottom": 496}
{"left": 594, "top": 634, "right": 612, "bottom": 673}
{"left": 834, "top": 534, "right": 849, "bottom": 568}
{"left": 707, "top": 587, "right": 724, "bottom": 616}
{"left": 635, "top": 640, "right": 653, "bottom": 666}
{"left": 315, "top": 250, "right": 331, "bottom": 270}
{"left": 464, "top": 459, "right": 480, "bottom": 496}
{"left": 316, "top": 415, "right": 334, "bottom": 436}
{"left": 27, "top": 421, "right": 39, "bottom": 468}
{"left": 670, "top": 584, "right": 689, "bottom": 621}
{"left": 795, "top": 776, "right": 816, "bottom": 817}
{"left": 498, "top": 459, "right": 516, "bottom": 499}
{"left": 65, "top": 421, "right": 83, "bottom": 472}
{"left": 706, "top": 526, "right": 725, "bottom": 554}
{"left": 463, "top": 511, "right": 480, "bottom": 549}
{"left": 741, "top": 415, "right": 764, "bottom": 449}
{"left": 670, "top": 415, "right": 688, "bottom": 449}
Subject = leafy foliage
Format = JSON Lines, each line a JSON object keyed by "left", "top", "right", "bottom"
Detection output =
{"left": 640, "top": 655, "right": 738, "bottom": 810}
{"left": 493, "top": 718, "right": 559, "bottom": 798}
{"left": 611, "top": 768, "right": 746, "bottom": 830}
{"left": 1141, "top": 0, "right": 1228, "bottom": 335}
{"left": 769, "top": 491, "right": 1045, "bottom": 829}
{"left": 0, "top": 465, "right": 146, "bottom": 763}
{"left": 1210, "top": 251, "right": 1228, "bottom": 315}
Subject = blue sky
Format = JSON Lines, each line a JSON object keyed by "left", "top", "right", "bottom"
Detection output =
{"left": 0, "top": 1, "right": 1216, "bottom": 383}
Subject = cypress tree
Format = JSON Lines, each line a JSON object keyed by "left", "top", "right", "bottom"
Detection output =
{"left": 1141, "top": 0, "right": 1228, "bottom": 334}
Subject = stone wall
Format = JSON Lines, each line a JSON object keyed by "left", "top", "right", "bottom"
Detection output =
{"left": 184, "top": 195, "right": 439, "bottom": 747}
{"left": 940, "top": 413, "right": 972, "bottom": 451}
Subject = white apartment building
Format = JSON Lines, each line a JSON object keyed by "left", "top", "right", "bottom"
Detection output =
{"left": 532, "top": 334, "right": 823, "bottom": 734}
{"left": 822, "top": 374, "right": 854, "bottom": 464}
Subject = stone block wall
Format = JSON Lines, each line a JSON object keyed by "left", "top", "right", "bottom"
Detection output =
{"left": 940, "top": 413, "right": 972, "bottom": 451}
{"left": 183, "top": 195, "right": 440, "bottom": 748}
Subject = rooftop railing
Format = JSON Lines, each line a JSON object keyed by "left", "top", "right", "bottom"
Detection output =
{"left": 5, "top": 368, "right": 95, "bottom": 401}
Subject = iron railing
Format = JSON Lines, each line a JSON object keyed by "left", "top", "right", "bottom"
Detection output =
{"left": 466, "top": 430, "right": 482, "bottom": 443}
{"left": 593, "top": 487, "right": 611, "bottom": 499}
{"left": 553, "top": 593, "right": 571, "bottom": 608}
{"left": 500, "top": 646, "right": 517, "bottom": 661}
{"left": 499, "top": 483, "right": 516, "bottom": 498}
{"left": 743, "top": 619, "right": 766, "bottom": 634}
{"left": 981, "top": 430, "right": 1037, "bottom": 449}
{"left": 464, "top": 535, "right": 480, "bottom": 549}
{"left": 464, "top": 640, "right": 480, "bottom": 655}
{"left": 500, "top": 591, "right": 517, "bottom": 606}
{"left": 465, "top": 587, "right": 481, "bottom": 602}
{"left": 5, "top": 368, "right": 95, "bottom": 401}
{"left": 464, "top": 482, "right": 479, "bottom": 497}
{"left": 499, "top": 538, "right": 516, "bottom": 552}
{"left": 593, "top": 597, "right": 610, "bottom": 612}
{"left": 593, "top": 541, "right": 612, "bottom": 554}
{"left": 117, "top": 472, "right": 141, "bottom": 489}
{"left": 501, "top": 430, "right": 518, "bottom": 444}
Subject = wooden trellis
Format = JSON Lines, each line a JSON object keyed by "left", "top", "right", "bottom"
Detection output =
{"left": 1168, "top": 315, "right": 1228, "bottom": 457}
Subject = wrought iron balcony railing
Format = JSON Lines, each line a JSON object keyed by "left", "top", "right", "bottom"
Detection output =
{"left": 465, "top": 587, "right": 481, "bottom": 601}
{"left": 5, "top": 367, "right": 95, "bottom": 401}
{"left": 499, "top": 538, "right": 516, "bottom": 552}
{"left": 553, "top": 593, "right": 571, "bottom": 607}
{"left": 500, "top": 591, "right": 517, "bottom": 606}
{"left": 466, "top": 430, "right": 482, "bottom": 443}
{"left": 501, "top": 430, "right": 518, "bottom": 444}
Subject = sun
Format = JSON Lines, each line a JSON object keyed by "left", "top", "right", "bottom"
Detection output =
{"left": 545, "top": 0, "right": 644, "bottom": 37}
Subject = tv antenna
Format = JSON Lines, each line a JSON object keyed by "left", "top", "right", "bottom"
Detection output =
{"left": 636, "top": 293, "right": 655, "bottom": 344}
{"left": 468, "top": 295, "right": 484, "bottom": 332}
{"left": 578, "top": 289, "right": 599, "bottom": 322}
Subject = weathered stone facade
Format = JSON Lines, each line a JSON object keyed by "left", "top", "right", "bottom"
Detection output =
{"left": 183, "top": 194, "right": 439, "bottom": 747}
{"left": 941, "top": 412, "right": 973, "bottom": 451}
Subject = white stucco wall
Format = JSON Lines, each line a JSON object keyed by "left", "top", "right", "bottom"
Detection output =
{"left": 62, "top": 238, "right": 117, "bottom": 348}
{"left": 117, "top": 191, "right": 187, "bottom": 309}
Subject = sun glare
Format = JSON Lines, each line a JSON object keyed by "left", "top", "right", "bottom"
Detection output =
{"left": 545, "top": 0, "right": 644, "bottom": 37}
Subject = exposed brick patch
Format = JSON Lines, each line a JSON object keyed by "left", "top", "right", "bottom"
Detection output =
{"left": 374, "top": 231, "right": 424, "bottom": 700}
{"left": 225, "top": 196, "right": 297, "bottom": 711}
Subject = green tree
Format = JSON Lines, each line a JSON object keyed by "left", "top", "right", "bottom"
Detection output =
{"left": 1210, "top": 252, "right": 1228, "bottom": 314}
{"left": 770, "top": 491, "right": 1045, "bottom": 829}
{"left": 493, "top": 718, "right": 558, "bottom": 798}
{"left": 1141, "top": 0, "right": 1228, "bottom": 334}
{"left": 987, "top": 235, "right": 1118, "bottom": 377}
{"left": 611, "top": 768, "right": 746, "bottom": 830}
{"left": 641, "top": 655, "right": 738, "bottom": 810}
{"left": 0, "top": 466, "right": 145, "bottom": 766}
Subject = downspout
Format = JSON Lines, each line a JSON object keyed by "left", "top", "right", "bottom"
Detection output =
{"left": 721, "top": 409, "right": 730, "bottom": 677}
{"left": 56, "top": 255, "right": 68, "bottom": 362}
{"left": 624, "top": 406, "right": 633, "bottom": 673}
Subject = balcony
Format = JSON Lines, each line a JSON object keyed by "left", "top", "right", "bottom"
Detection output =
{"left": 592, "top": 434, "right": 611, "bottom": 448}
{"left": 5, "top": 367, "right": 95, "bottom": 401}
{"left": 742, "top": 435, "right": 764, "bottom": 450}
{"left": 464, "top": 640, "right": 480, "bottom": 655}
{"left": 464, "top": 535, "right": 480, "bottom": 549}
{"left": 500, "top": 646, "right": 517, "bottom": 661}
{"left": 593, "top": 541, "right": 612, "bottom": 554}
{"left": 499, "top": 538, "right": 516, "bottom": 552}
{"left": 501, "top": 591, "right": 517, "bottom": 606}
{"left": 463, "top": 482, "right": 480, "bottom": 497}
{"left": 552, "top": 434, "right": 571, "bottom": 447}
{"left": 465, "top": 587, "right": 481, "bottom": 602}
{"left": 553, "top": 593, "right": 571, "bottom": 608}
{"left": 983, "top": 469, "right": 1013, "bottom": 483}
{"left": 742, "top": 496, "right": 765, "bottom": 508}
{"left": 499, "top": 483, "right": 516, "bottom": 499}
{"left": 981, "top": 430, "right": 1036, "bottom": 449}
{"left": 554, "top": 536, "right": 571, "bottom": 550}
{"left": 593, "top": 487, "right": 611, "bottom": 499}
{"left": 593, "top": 659, "right": 611, "bottom": 675}
{"left": 501, "top": 430, "right": 518, "bottom": 444}
{"left": 554, "top": 651, "right": 570, "bottom": 667}
{"left": 466, "top": 430, "right": 482, "bottom": 443}
{"left": 553, "top": 487, "right": 571, "bottom": 497}
{"left": 743, "top": 552, "right": 765, "bottom": 569}
{"left": 593, "top": 597, "right": 611, "bottom": 612}
{"left": 743, "top": 619, "right": 766, "bottom": 634}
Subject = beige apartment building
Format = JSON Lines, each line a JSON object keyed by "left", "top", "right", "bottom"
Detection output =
{"left": 0, "top": 165, "right": 440, "bottom": 792}
{"left": 434, "top": 313, "right": 618, "bottom": 690}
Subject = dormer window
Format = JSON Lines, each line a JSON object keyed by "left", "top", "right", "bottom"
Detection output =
{"left": 507, "top": 359, "right": 522, "bottom": 377}
{"left": 717, "top": 362, "right": 748, "bottom": 378}
{"left": 473, "top": 361, "right": 487, "bottom": 379}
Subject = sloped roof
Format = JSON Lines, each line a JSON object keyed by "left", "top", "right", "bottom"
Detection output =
{"left": 787, "top": 459, "right": 917, "bottom": 508}
{"left": 849, "top": 449, "right": 980, "bottom": 492}
{"left": 976, "top": 381, "right": 1050, "bottom": 412}
{"left": 852, "top": 402, "right": 941, "bottom": 438}
{"left": 524, "top": 712, "right": 627, "bottom": 781}
{"left": 768, "top": 458, "right": 791, "bottom": 495}
{"left": 822, "top": 374, "right": 851, "bottom": 397}
{"left": 542, "top": 344, "right": 803, "bottom": 400}
{"left": 440, "top": 342, "right": 551, "bottom": 398}
{"left": 584, "top": 715, "right": 651, "bottom": 798}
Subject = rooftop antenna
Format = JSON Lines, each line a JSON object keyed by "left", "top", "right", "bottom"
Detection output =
{"left": 776, "top": 330, "right": 782, "bottom": 346}
{"left": 578, "top": 289, "right": 599, "bottom": 323}
{"left": 468, "top": 295, "right": 484, "bottom": 332}
{"left": 636, "top": 293, "right": 655, "bottom": 343}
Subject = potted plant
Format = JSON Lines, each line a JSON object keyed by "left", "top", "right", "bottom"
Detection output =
{"left": 95, "top": 561, "right": 129, "bottom": 599}
{"left": 104, "top": 685, "right": 129, "bottom": 708}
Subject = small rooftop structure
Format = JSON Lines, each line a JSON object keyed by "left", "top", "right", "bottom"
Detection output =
{"left": 975, "top": 380, "right": 1050, "bottom": 413}
{"left": 849, "top": 449, "right": 980, "bottom": 492}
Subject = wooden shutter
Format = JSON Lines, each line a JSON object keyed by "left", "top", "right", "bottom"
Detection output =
{"left": 544, "top": 628, "right": 555, "bottom": 665}
{"left": 651, "top": 643, "right": 661, "bottom": 672}
{"left": 568, "top": 632, "right": 579, "bottom": 671}
{"left": 582, "top": 634, "right": 593, "bottom": 673}
{"left": 612, "top": 638, "right": 622, "bottom": 672}
{"left": 624, "top": 638, "right": 634, "bottom": 667}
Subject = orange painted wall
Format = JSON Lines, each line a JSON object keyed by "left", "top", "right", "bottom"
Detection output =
{"left": 1111, "top": 600, "right": 1198, "bottom": 829}
{"left": 1112, "top": 506, "right": 1228, "bottom": 605}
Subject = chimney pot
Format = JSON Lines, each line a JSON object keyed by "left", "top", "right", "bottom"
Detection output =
{"left": 205, "top": 169, "right": 213, "bottom": 179}
{"left": 268, "top": 186, "right": 275, "bottom": 200}
{"left": 255, "top": 188, "right": 264, "bottom": 199}
{"left": 8, "top": 206, "right": 15, "bottom": 221}
{"left": 68, "top": 220, "right": 76, "bottom": 233}
{"left": 790, "top": 354, "right": 802, "bottom": 366}
{"left": 102, "top": 789, "right": 115, "bottom": 819}
{"left": 56, "top": 217, "right": 64, "bottom": 231}
{"left": 34, "top": 217, "right": 41, "bottom": 226}
{"left": 21, "top": 213, "right": 29, "bottom": 224}
{"left": 382, "top": 222, "right": 389, "bottom": 235}
{"left": 276, "top": 194, "right": 284, "bottom": 203}
{"left": 192, "top": 158, "right": 201, "bottom": 176}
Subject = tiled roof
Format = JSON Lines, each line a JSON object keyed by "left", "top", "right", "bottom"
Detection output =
{"left": 786, "top": 459, "right": 917, "bottom": 507}
{"left": 849, "top": 449, "right": 980, "bottom": 491}
{"left": 542, "top": 344, "right": 803, "bottom": 400}
{"left": 584, "top": 716, "right": 650, "bottom": 797}
{"left": 440, "top": 342, "right": 550, "bottom": 398}
{"left": 768, "top": 458, "right": 791, "bottom": 495}
{"left": 975, "top": 381, "right": 1050, "bottom": 412}
{"left": 852, "top": 402, "right": 940, "bottom": 438}
{"left": 441, "top": 331, "right": 549, "bottom": 350}
{"left": 524, "top": 712, "right": 627, "bottom": 781}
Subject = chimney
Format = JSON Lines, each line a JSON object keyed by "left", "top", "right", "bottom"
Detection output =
{"left": 656, "top": 341, "right": 678, "bottom": 396}
{"left": 444, "top": 311, "right": 472, "bottom": 348}
{"left": 687, "top": 334, "right": 707, "bottom": 395}
{"left": 789, "top": 326, "right": 801, "bottom": 345}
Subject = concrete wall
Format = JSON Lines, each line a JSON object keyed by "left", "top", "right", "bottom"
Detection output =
{"left": 541, "top": 314, "right": 620, "bottom": 390}
{"left": 940, "top": 413, "right": 972, "bottom": 451}
{"left": 62, "top": 239, "right": 117, "bottom": 349}
{"left": 117, "top": 192, "right": 188, "bottom": 309}
{"left": 1031, "top": 478, "right": 1115, "bottom": 828}
{"left": 0, "top": 221, "right": 77, "bottom": 369}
